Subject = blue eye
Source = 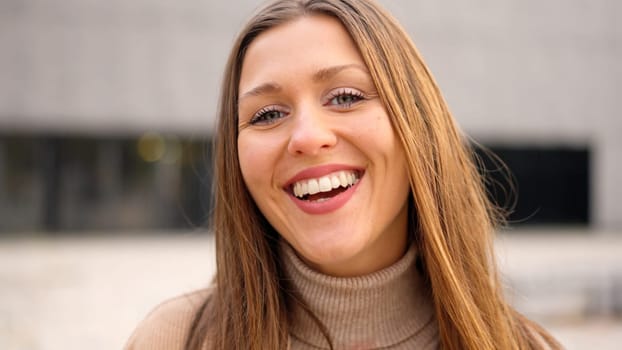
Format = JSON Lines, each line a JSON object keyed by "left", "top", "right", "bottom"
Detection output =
{"left": 327, "top": 89, "right": 365, "bottom": 108}
{"left": 250, "top": 107, "right": 287, "bottom": 125}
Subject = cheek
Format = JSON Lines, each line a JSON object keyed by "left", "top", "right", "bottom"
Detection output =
{"left": 237, "top": 136, "right": 261, "bottom": 190}
{"left": 237, "top": 133, "right": 281, "bottom": 193}
{"left": 351, "top": 111, "right": 401, "bottom": 158}
{"left": 358, "top": 112, "right": 409, "bottom": 186}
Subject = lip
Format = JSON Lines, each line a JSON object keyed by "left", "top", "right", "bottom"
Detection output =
{"left": 284, "top": 164, "right": 364, "bottom": 215}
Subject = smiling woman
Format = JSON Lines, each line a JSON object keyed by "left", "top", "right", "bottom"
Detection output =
{"left": 125, "top": 1, "right": 562, "bottom": 349}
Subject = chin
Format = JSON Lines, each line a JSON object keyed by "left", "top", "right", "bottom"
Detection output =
{"left": 292, "top": 235, "right": 368, "bottom": 272}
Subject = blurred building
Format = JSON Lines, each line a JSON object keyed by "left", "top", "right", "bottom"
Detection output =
{"left": 0, "top": 0, "right": 620, "bottom": 231}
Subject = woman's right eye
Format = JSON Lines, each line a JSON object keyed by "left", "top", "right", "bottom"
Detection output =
{"left": 250, "top": 106, "right": 287, "bottom": 126}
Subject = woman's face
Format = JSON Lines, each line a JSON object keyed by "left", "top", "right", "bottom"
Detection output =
{"left": 237, "top": 15, "right": 411, "bottom": 277}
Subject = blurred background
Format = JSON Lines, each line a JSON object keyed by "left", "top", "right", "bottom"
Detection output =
{"left": 0, "top": 0, "right": 620, "bottom": 349}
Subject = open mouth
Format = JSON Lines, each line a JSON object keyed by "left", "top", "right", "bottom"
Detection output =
{"left": 290, "top": 170, "right": 361, "bottom": 202}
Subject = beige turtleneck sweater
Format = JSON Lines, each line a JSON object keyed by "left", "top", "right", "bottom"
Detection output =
{"left": 281, "top": 242, "right": 438, "bottom": 349}
{"left": 125, "top": 243, "right": 438, "bottom": 349}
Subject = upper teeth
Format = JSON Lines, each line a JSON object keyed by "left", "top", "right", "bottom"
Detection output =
{"left": 292, "top": 171, "right": 359, "bottom": 198}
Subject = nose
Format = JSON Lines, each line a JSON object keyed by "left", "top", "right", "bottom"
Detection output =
{"left": 286, "top": 108, "right": 337, "bottom": 156}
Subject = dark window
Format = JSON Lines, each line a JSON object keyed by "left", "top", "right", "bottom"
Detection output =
{"left": 475, "top": 145, "right": 590, "bottom": 226}
{"left": 0, "top": 134, "right": 212, "bottom": 233}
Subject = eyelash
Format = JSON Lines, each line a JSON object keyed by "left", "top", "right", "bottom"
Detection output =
{"left": 325, "top": 89, "right": 366, "bottom": 108}
{"left": 249, "top": 106, "right": 287, "bottom": 126}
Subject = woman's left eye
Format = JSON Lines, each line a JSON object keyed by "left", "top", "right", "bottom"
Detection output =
{"left": 326, "top": 89, "right": 365, "bottom": 107}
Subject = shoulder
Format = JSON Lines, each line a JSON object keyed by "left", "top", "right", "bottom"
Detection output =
{"left": 124, "top": 288, "right": 213, "bottom": 350}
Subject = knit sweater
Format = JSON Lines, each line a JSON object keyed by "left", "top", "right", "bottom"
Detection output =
{"left": 282, "top": 242, "right": 438, "bottom": 349}
{"left": 125, "top": 243, "right": 438, "bottom": 349}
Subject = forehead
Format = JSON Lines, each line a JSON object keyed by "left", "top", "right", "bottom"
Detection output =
{"left": 239, "top": 14, "right": 366, "bottom": 91}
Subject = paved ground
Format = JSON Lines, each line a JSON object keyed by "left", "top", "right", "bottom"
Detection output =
{"left": 0, "top": 228, "right": 621, "bottom": 350}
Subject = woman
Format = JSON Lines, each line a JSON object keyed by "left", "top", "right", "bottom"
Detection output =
{"left": 126, "top": 0, "right": 562, "bottom": 349}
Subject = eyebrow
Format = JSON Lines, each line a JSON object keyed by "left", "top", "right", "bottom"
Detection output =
{"left": 239, "top": 64, "right": 369, "bottom": 101}
{"left": 312, "top": 63, "right": 369, "bottom": 83}
{"left": 239, "top": 82, "right": 282, "bottom": 100}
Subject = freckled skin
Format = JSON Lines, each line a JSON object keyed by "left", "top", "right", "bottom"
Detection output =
{"left": 237, "top": 15, "right": 410, "bottom": 277}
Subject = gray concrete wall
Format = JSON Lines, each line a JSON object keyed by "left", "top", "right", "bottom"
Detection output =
{"left": 0, "top": 0, "right": 620, "bottom": 227}
{"left": 0, "top": 0, "right": 252, "bottom": 135}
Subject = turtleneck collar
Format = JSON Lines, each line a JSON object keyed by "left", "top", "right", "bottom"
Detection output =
{"left": 280, "top": 241, "right": 437, "bottom": 349}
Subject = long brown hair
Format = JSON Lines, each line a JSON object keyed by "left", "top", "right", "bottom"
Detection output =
{"left": 187, "top": 0, "right": 562, "bottom": 349}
